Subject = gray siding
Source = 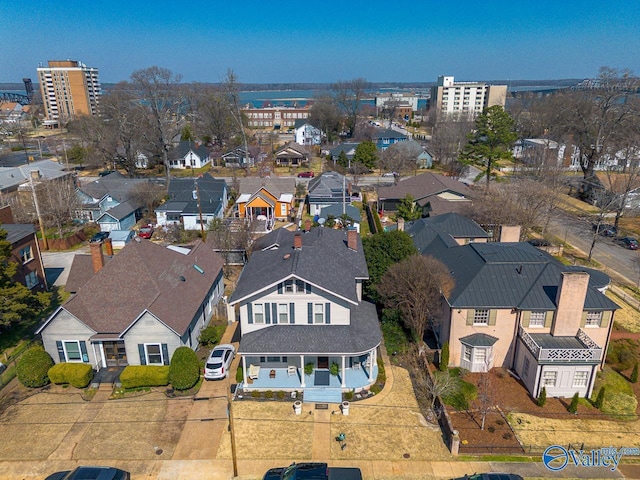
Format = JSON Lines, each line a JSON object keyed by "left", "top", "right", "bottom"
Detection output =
{"left": 124, "top": 312, "right": 181, "bottom": 365}
{"left": 41, "top": 309, "right": 98, "bottom": 366}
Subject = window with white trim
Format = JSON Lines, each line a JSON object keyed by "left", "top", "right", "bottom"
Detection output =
{"left": 573, "top": 371, "right": 589, "bottom": 387}
{"left": 542, "top": 370, "right": 557, "bottom": 387}
{"left": 278, "top": 304, "right": 289, "bottom": 324}
{"left": 530, "top": 311, "right": 546, "bottom": 327}
{"left": 20, "top": 246, "right": 33, "bottom": 264}
{"left": 280, "top": 203, "right": 287, "bottom": 216}
{"left": 284, "top": 279, "right": 294, "bottom": 293}
{"left": 585, "top": 311, "right": 602, "bottom": 327}
{"left": 462, "top": 345, "right": 472, "bottom": 362}
{"left": 473, "top": 309, "right": 489, "bottom": 325}
{"left": 314, "top": 303, "right": 324, "bottom": 324}
{"left": 474, "top": 347, "right": 487, "bottom": 363}
{"left": 25, "top": 271, "right": 38, "bottom": 289}
{"left": 295, "top": 279, "right": 306, "bottom": 293}
{"left": 253, "top": 304, "right": 264, "bottom": 324}
{"left": 145, "top": 344, "right": 163, "bottom": 365}
{"left": 63, "top": 341, "right": 82, "bottom": 362}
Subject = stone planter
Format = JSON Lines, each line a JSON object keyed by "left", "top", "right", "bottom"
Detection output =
{"left": 293, "top": 400, "right": 302, "bottom": 415}
{"left": 341, "top": 401, "right": 350, "bottom": 416}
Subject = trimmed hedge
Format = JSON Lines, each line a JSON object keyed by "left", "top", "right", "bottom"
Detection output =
{"left": 168, "top": 347, "right": 200, "bottom": 390}
{"left": 48, "top": 363, "right": 94, "bottom": 388}
{"left": 16, "top": 347, "right": 54, "bottom": 388}
{"left": 120, "top": 365, "right": 170, "bottom": 388}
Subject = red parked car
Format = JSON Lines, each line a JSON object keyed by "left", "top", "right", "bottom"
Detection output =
{"left": 297, "top": 171, "right": 315, "bottom": 178}
{"left": 138, "top": 225, "right": 154, "bottom": 239}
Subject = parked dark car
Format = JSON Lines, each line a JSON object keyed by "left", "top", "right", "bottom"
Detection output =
{"left": 527, "top": 238, "right": 551, "bottom": 247}
{"left": 45, "top": 466, "right": 130, "bottom": 480}
{"left": 592, "top": 223, "right": 617, "bottom": 236}
{"left": 615, "top": 236, "right": 639, "bottom": 250}
{"left": 89, "top": 231, "right": 110, "bottom": 243}
{"left": 297, "top": 171, "right": 315, "bottom": 178}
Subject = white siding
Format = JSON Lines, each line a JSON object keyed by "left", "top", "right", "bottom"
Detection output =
{"left": 124, "top": 312, "right": 181, "bottom": 365}
{"left": 41, "top": 309, "right": 98, "bottom": 366}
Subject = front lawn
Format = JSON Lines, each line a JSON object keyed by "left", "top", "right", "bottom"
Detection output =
{"left": 591, "top": 366, "right": 638, "bottom": 420}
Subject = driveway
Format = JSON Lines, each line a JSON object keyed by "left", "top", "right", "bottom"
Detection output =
{"left": 42, "top": 246, "right": 88, "bottom": 287}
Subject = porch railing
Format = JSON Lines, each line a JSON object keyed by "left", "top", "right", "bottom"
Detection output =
{"left": 518, "top": 326, "right": 603, "bottom": 363}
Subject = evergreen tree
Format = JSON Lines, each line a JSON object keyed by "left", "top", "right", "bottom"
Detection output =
{"left": 631, "top": 361, "right": 639, "bottom": 384}
{"left": 336, "top": 151, "right": 349, "bottom": 169}
{"left": 352, "top": 140, "right": 378, "bottom": 170}
{"left": 537, "top": 386, "right": 547, "bottom": 407}
{"left": 396, "top": 194, "right": 422, "bottom": 221}
{"left": 595, "top": 387, "right": 606, "bottom": 409}
{"left": 568, "top": 391, "right": 580, "bottom": 414}
{"left": 439, "top": 342, "right": 449, "bottom": 372}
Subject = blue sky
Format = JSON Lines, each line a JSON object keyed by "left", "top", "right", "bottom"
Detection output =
{"left": 1, "top": 0, "right": 638, "bottom": 84}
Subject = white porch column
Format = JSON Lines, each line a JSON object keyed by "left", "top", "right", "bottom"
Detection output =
{"left": 300, "top": 355, "right": 306, "bottom": 388}
{"left": 242, "top": 356, "right": 248, "bottom": 385}
{"left": 341, "top": 355, "right": 346, "bottom": 388}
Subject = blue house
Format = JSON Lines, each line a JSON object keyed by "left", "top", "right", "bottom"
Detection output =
{"left": 371, "top": 127, "right": 408, "bottom": 151}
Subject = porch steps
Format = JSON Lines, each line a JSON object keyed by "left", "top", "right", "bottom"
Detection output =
{"left": 303, "top": 388, "right": 342, "bottom": 404}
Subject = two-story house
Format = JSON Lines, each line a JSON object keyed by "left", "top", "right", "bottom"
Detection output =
{"left": 2, "top": 223, "right": 48, "bottom": 291}
{"left": 307, "top": 172, "right": 351, "bottom": 216}
{"left": 168, "top": 140, "right": 211, "bottom": 170}
{"left": 228, "top": 227, "right": 382, "bottom": 403}
{"left": 422, "top": 228, "right": 618, "bottom": 399}
{"left": 294, "top": 120, "right": 321, "bottom": 146}
{"left": 37, "top": 239, "right": 225, "bottom": 374}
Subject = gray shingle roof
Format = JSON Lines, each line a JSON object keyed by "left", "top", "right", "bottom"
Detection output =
{"left": 378, "top": 172, "right": 473, "bottom": 202}
{"left": 426, "top": 241, "right": 618, "bottom": 311}
{"left": 0, "top": 160, "right": 71, "bottom": 192}
{"left": 156, "top": 173, "right": 226, "bottom": 215}
{"left": 238, "top": 177, "right": 295, "bottom": 198}
{"left": 308, "top": 172, "right": 349, "bottom": 202}
{"left": 406, "top": 213, "right": 488, "bottom": 253}
{"left": 2, "top": 223, "right": 35, "bottom": 244}
{"left": 318, "top": 204, "right": 361, "bottom": 222}
{"left": 78, "top": 171, "right": 150, "bottom": 203}
{"left": 230, "top": 227, "right": 368, "bottom": 305}
{"left": 168, "top": 140, "right": 208, "bottom": 161}
{"left": 238, "top": 301, "right": 381, "bottom": 354}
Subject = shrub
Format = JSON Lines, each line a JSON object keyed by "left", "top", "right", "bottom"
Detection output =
{"left": 168, "top": 347, "right": 200, "bottom": 391}
{"left": 120, "top": 366, "right": 169, "bottom": 388}
{"left": 251, "top": 390, "right": 261, "bottom": 398}
{"left": 236, "top": 365, "right": 243, "bottom": 383}
{"left": 439, "top": 342, "right": 449, "bottom": 372}
{"left": 304, "top": 363, "right": 314, "bottom": 375}
{"left": 441, "top": 370, "right": 477, "bottom": 411}
{"left": 276, "top": 390, "right": 286, "bottom": 400}
{"left": 198, "top": 325, "right": 227, "bottom": 348}
{"left": 17, "top": 347, "right": 54, "bottom": 388}
{"left": 330, "top": 362, "right": 340, "bottom": 376}
{"left": 495, "top": 418, "right": 505, "bottom": 426}
{"left": 265, "top": 390, "right": 274, "bottom": 399}
{"left": 380, "top": 309, "right": 411, "bottom": 356}
{"left": 631, "top": 362, "right": 639, "bottom": 384}
{"left": 537, "top": 387, "right": 547, "bottom": 407}
{"left": 487, "top": 426, "right": 495, "bottom": 433}
{"left": 568, "top": 392, "right": 580, "bottom": 414}
{"left": 502, "top": 432, "right": 512, "bottom": 440}
{"left": 595, "top": 387, "right": 606, "bottom": 410}
{"left": 344, "top": 390, "right": 354, "bottom": 401}
{"left": 48, "top": 363, "right": 93, "bottom": 388}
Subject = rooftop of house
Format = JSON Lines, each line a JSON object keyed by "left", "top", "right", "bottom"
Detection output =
{"left": 156, "top": 173, "right": 226, "bottom": 214}
{"left": 405, "top": 213, "right": 489, "bottom": 253}
{"left": 0, "top": 160, "right": 71, "bottom": 192}
{"left": 372, "top": 127, "right": 408, "bottom": 140}
{"left": 51, "top": 239, "right": 224, "bottom": 336}
{"left": 230, "top": 227, "right": 368, "bottom": 305}
{"left": 318, "top": 204, "right": 362, "bottom": 223}
{"left": 168, "top": 140, "right": 208, "bottom": 161}
{"left": 237, "top": 177, "right": 295, "bottom": 198}
{"left": 275, "top": 141, "right": 310, "bottom": 157}
{"left": 78, "top": 171, "right": 151, "bottom": 204}
{"left": 308, "top": 171, "right": 349, "bottom": 198}
{"left": 378, "top": 172, "right": 473, "bottom": 202}
{"left": 1, "top": 223, "right": 36, "bottom": 244}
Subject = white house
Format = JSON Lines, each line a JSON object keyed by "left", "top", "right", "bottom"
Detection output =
{"left": 294, "top": 120, "right": 321, "bottom": 146}
{"left": 168, "top": 141, "right": 211, "bottom": 170}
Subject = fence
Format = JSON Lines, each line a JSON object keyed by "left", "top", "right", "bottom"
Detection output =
{"left": 0, "top": 340, "right": 38, "bottom": 393}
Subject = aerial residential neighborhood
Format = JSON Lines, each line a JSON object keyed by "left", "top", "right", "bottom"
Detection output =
{"left": 0, "top": 4, "right": 639, "bottom": 480}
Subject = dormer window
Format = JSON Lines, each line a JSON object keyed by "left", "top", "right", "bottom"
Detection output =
{"left": 279, "top": 279, "right": 309, "bottom": 294}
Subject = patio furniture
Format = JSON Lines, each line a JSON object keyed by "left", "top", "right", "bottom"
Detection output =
{"left": 249, "top": 364, "right": 260, "bottom": 380}
{"left": 269, "top": 369, "right": 276, "bottom": 379}
{"left": 287, "top": 365, "right": 297, "bottom": 376}
{"left": 352, "top": 361, "right": 360, "bottom": 370}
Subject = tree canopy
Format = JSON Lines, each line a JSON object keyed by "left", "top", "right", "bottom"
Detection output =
{"left": 352, "top": 140, "right": 378, "bottom": 170}
{"left": 396, "top": 194, "right": 422, "bottom": 221}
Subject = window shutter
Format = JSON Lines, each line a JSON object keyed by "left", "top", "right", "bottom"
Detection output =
{"left": 488, "top": 310, "right": 497, "bottom": 326}
{"left": 601, "top": 311, "right": 612, "bottom": 328}
{"left": 290, "top": 303, "right": 295, "bottom": 324}
{"left": 580, "top": 311, "right": 587, "bottom": 327}
{"left": 162, "top": 344, "right": 169, "bottom": 365}
{"left": 265, "top": 303, "right": 270, "bottom": 324}
{"left": 521, "top": 311, "right": 530, "bottom": 328}
{"left": 466, "top": 310, "right": 474, "bottom": 326}
{"left": 79, "top": 341, "right": 88, "bottom": 363}
{"left": 138, "top": 344, "right": 146, "bottom": 365}
{"left": 325, "top": 303, "right": 331, "bottom": 324}
{"left": 272, "top": 304, "right": 278, "bottom": 324}
{"left": 308, "top": 303, "right": 313, "bottom": 324}
{"left": 247, "top": 303, "right": 253, "bottom": 324}
{"left": 544, "top": 311, "right": 554, "bottom": 328}
{"left": 278, "top": 283, "right": 283, "bottom": 294}
{"left": 305, "top": 283, "right": 311, "bottom": 294}
{"left": 56, "top": 341, "right": 66, "bottom": 362}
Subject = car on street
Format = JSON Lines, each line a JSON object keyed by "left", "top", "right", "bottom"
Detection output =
{"left": 204, "top": 344, "right": 235, "bottom": 380}
{"left": 381, "top": 172, "right": 398, "bottom": 178}
{"left": 138, "top": 225, "right": 154, "bottom": 239}
{"left": 592, "top": 223, "right": 617, "bottom": 236}
{"left": 297, "top": 171, "right": 315, "bottom": 178}
{"left": 45, "top": 466, "right": 130, "bottom": 480}
{"left": 615, "top": 236, "right": 639, "bottom": 250}
{"left": 89, "top": 231, "right": 110, "bottom": 243}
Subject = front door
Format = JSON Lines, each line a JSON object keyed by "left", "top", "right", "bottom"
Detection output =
{"left": 103, "top": 341, "right": 128, "bottom": 367}
{"left": 317, "top": 356, "right": 329, "bottom": 369}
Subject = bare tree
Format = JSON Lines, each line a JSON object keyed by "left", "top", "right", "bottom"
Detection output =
{"left": 308, "top": 94, "right": 341, "bottom": 144}
{"left": 379, "top": 141, "right": 422, "bottom": 178}
{"left": 377, "top": 254, "right": 454, "bottom": 342}
{"left": 130, "top": 66, "right": 184, "bottom": 181}
{"left": 36, "top": 178, "right": 82, "bottom": 238}
{"left": 332, "top": 78, "right": 369, "bottom": 138}
{"left": 193, "top": 84, "right": 237, "bottom": 148}
{"left": 429, "top": 118, "right": 473, "bottom": 167}
{"left": 130, "top": 181, "right": 166, "bottom": 217}
{"left": 222, "top": 69, "right": 250, "bottom": 173}
{"left": 402, "top": 345, "right": 456, "bottom": 412}
{"left": 474, "top": 369, "right": 495, "bottom": 430}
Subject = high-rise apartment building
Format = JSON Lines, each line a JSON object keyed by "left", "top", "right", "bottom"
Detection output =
{"left": 37, "top": 60, "right": 101, "bottom": 125}
{"left": 430, "top": 75, "right": 507, "bottom": 120}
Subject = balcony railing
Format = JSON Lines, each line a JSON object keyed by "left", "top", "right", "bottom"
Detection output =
{"left": 518, "top": 326, "right": 603, "bottom": 363}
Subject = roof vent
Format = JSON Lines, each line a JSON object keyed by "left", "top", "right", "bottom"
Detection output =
{"left": 179, "top": 275, "right": 186, "bottom": 282}
{"left": 193, "top": 264, "right": 204, "bottom": 274}
{"left": 283, "top": 253, "right": 291, "bottom": 260}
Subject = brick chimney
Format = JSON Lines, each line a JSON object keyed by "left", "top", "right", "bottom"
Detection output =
{"left": 103, "top": 237, "right": 114, "bottom": 256}
{"left": 397, "top": 217, "right": 405, "bottom": 232}
{"left": 294, "top": 232, "right": 302, "bottom": 250}
{"left": 30, "top": 169, "right": 41, "bottom": 181}
{"left": 90, "top": 241, "right": 104, "bottom": 273}
{"left": 500, "top": 225, "right": 521, "bottom": 242}
{"left": 347, "top": 228, "right": 358, "bottom": 251}
{"left": 551, "top": 271, "right": 590, "bottom": 336}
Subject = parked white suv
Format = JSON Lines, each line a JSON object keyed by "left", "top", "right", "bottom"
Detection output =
{"left": 204, "top": 344, "right": 235, "bottom": 380}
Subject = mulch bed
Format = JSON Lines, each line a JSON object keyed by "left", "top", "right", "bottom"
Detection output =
{"left": 448, "top": 368, "right": 605, "bottom": 454}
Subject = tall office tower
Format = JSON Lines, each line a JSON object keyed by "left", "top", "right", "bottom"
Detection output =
{"left": 430, "top": 75, "right": 507, "bottom": 120}
{"left": 37, "top": 60, "right": 101, "bottom": 124}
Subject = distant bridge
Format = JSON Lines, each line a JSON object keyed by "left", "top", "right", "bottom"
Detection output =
{"left": 0, "top": 92, "right": 31, "bottom": 105}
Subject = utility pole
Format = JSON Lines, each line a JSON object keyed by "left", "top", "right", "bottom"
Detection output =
{"left": 29, "top": 174, "right": 48, "bottom": 250}
{"left": 226, "top": 375, "right": 238, "bottom": 477}
{"left": 194, "top": 180, "right": 206, "bottom": 240}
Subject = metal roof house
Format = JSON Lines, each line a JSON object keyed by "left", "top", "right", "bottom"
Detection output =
{"left": 228, "top": 227, "right": 382, "bottom": 402}
{"left": 421, "top": 226, "right": 618, "bottom": 399}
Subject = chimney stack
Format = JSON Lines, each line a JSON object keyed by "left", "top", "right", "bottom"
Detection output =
{"left": 294, "top": 232, "right": 302, "bottom": 250}
{"left": 552, "top": 271, "right": 590, "bottom": 336}
{"left": 347, "top": 228, "right": 358, "bottom": 251}
{"left": 397, "top": 217, "right": 405, "bottom": 232}
{"left": 499, "top": 225, "right": 521, "bottom": 242}
{"left": 104, "top": 237, "right": 114, "bottom": 256}
{"left": 90, "top": 241, "right": 104, "bottom": 273}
